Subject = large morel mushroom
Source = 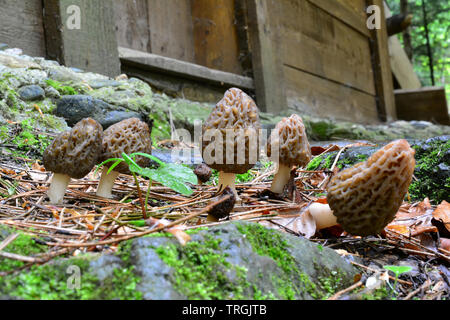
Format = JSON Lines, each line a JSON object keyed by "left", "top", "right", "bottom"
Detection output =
{"left": 201, "top": 88, "right": 261, "bottom": 198}
{"left": 43, "top": 118, "right": 103, "bottom": 204}
{"left": 308, "top": 139, "right": 416, "bottom": 236}
{"left": 96, "top": 117, "right": 152, "bottom": 198}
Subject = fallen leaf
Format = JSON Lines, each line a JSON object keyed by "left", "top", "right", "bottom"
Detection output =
{"left": 433, "top": 201, "right": 450, "bottom": 233}
{"left": 439, "top": 238, "right": 450, "bottom": 252}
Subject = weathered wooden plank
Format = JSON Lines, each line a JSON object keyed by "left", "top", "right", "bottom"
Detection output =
{"left": 0, "top": 0, "right": 46, "bottom": 57}
{"left": 307, "top": 0, "right": 370, "bottom": 37}
{"left": 113, "top": 0, "right": 151, "bottom": 53}
{"left": 246, "top": 0, "right": 287, "bottom": 113}
{"left": 191, "top": 0, "right": 243, "bottom": 75}
{"left": 280, "top": 0, "right": 376, "bottom": 95}
{"left": 367, "top": 0, "right": 397, "bottom": 121}
{"left": 147, "top": 0, "right": 195, "bottom": 63}
{"left": 389, "top": 36, "right": 422, "bottom": 89}
{"left": 119, "top": 47, "right": 254, "bottom": 90}
{"left": 284, "top": 65, "right": 379, "bottom": 123}
{"left": 43, "top": 0, "right": 120, "bottom": 77}
{"left": 383, "top": 2, "right": 421, "bottom": 90}
{"left": 395, "top": 87, "right": 449, "bottom": 125}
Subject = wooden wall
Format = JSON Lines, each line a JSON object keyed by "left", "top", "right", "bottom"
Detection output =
{"left": 0, "top": 0, "right": 46, "bottom": 57}
{"left": 113, "top": 0, "right": 244, "bottom": 75}
{"left": 278, "top": 0, "right": 381, "bottom": 123}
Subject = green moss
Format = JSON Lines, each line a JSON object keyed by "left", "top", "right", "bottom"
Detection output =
{"left": 45, "top": 79, "right": 78, "bottom": 95}
{"left": 0, "top": 228, "right": 48, "bottom": 272}
{"left": 306, "top": 155, "right": 324, "bottom": 171}
{"left": 0, "top": 254, "right": 142, "bottom": 300}
{"left": 237, "top": 223, "right": 328, "bottom": 299}
{"left": 155, "top": 235, "right": 250, "bottom": 299}
{"left": 410, "top": 138, "right": 450, "bottom": 203}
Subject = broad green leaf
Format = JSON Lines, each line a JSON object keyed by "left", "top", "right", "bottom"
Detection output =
{"left": 132, "top": 164, "right": 197, "bottom": 196}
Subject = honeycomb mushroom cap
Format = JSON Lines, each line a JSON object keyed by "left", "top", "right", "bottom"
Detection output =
{"left": 326, "top": 139, "right": 416, "bottom": 236}
{"left": 43, "top": 118, "right": 103, "bottom": 179}
{"left": 201, "top": 88, "right": 261, "bottom": 174}
{"left": 267, "top": 114, "right": 311, "bottom": 167}
{"left": 101, "top": 117, "right": 152, "bottom": 175}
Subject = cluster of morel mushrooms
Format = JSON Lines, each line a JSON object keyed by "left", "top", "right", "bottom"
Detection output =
{"left": 43, "top": 87, "right": 416, "bottom": 237}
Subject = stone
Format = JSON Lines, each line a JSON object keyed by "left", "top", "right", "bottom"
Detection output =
{"left": 88, "top": 79, "right": 122, "bottom": 89}
{"left": 0, "top": 222, "right": 358, "bottom": 300}
{"left": 0, "top": 43, "right": 8, "bottom": 51}
{"left": 100, "top": 110, "right": 144, "bottom": 129}
{"left": 55, "top": 94, "right": 144, "bottom": 129}
{"left": 44, "top": 86, "right": 61, "bottom": 99}
{"left": 17, "top": 85, "right": 45, "bottom": 101}
{"left": 47, "top": 66, "right": 82, "bottom": 82}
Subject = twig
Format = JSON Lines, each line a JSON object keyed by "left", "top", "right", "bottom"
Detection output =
{"left": 327, "top": 280, "right": 364, "bottom": 300}
{"left": 403, "top": 279, "right": 433, "bottom": 300}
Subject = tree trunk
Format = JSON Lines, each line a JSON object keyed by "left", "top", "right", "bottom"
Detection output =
{"left": 400, "top": 0, "right": 413, "bottom": 61}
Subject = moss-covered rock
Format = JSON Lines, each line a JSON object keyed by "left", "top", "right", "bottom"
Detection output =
{"left": 0, "top": 222, "right": 357, "bottom": 300}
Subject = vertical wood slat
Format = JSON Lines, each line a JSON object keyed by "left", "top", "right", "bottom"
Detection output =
{"left": 246, "top": 0, "right": 287, "bottom": 113}
{"left": 366, "top": 0, "right": 397, "bottom": 121}
{"left": 113, "top": 0, "right": 152, "bottom": 53}
{"left": 43, "top": 0, "right": 120, "bottom": 77}
{"left": 0, "top": 0, "right": 46, "bottom": 57}
{"left": 191, "top": 0, "right": 243, "bottom": 75}
{"left": 146, "top": 0, "right": 195, "bottom": 63}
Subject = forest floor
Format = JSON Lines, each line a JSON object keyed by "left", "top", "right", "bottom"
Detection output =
{"left": 0, "top": 137, "right": 448, "bottom": 300}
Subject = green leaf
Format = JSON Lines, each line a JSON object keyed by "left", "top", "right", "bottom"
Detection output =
{"left": 383, "top": 265, "right": 413, "bottom": 276}
{"left": 128, "top": 220, "right": 146, "bottom": 227}
{"left": 130, "top": 152, "right": 164, "bottom": 166}
{"left": 132, "top": 163, "right": 197, "bottom": 196}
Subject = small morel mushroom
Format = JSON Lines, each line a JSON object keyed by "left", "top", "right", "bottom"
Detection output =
{"left": 96, "top": 117, "right": 152, "bottom": 198}
{"left": 308, "top": 139, "right": 416, "bottom": 236}
{"left": 194, "top": 163, "right": 212, "bottom": 185}
{"left": 206, "top": 186, "right": 236, "bottom": 222}
{"left": 43, "top": 118, "right": 103, "bottom": 204}
{"left": 201, "top": 88, "right": 261, "bottom": 198}
{"left": 267, "top": 114, "right": 311, "bottom": 194}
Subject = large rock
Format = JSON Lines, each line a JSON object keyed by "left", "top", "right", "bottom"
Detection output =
{"left": 55, "top": 95, "right": 143, "bottom": 129}
{"left": 0, "top": 222, "right": 358, "bottom": 300}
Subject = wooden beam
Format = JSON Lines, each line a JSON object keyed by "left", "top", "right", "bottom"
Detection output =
{"left": 384, "top": 2, "right": 421, "bottom": 90}
{"left": 43, "top": 0, "right": 120, "bottom": 77}
{"left": 395, "top": 87, "right": 449, "bottom": 125}
{"left": 367, "top": 0, "right": 397, "bottom": 121}
{"left": 246, "top": 0, "right": 287, "bottom": 113}
{"left": 118, "top": 47, "right": 254, "bottom": 90}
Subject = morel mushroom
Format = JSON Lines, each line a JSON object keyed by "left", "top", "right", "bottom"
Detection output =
{"left": 267, "top": 114, "right": 311, "bottom": 194}
{"left": 96, "top": 117, "right": 152, "bottom": 198}
{"left": 43, "top": 118, "right": 103, "bottom": 204}
{"left": 194, "top": 163, "right": 212, "bottom": 185}
{"left": 201, "top": 88, "right": 261, "bottom": 198}
{"left": 307, "top": 139, "right": 416, "bottom": 236}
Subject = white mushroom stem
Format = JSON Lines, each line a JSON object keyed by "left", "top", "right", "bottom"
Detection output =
{"left": 270, "top": 163, "right": 292, "bottom": 194}
{"left": 47, "top": 173, "right": 71, "bottom": 204}
{"left": 96, "top": 167, "right": 120, "bottom": 198}
{"left": 307, "top": 203, "right": 338, "bottom": 230}
{"left": 217, "top": 171, "right": 240, "bottom": 201}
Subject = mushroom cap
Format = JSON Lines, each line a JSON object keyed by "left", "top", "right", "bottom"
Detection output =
{"left": 201, "top": 88, "right": 261, "bottom": 174}
{"left": 101, "top": 117, "right": 152, "bottom": 175}
{"left": 43, "top": 118, "right": 103, "bottom": 179}
{"left": 326, "top": 139, "right": 416, "bottom": 236}
{"left": 267, "top": 114, "right": 311, "bottom": 167}
{"left": 194, "top": 163, "right": 212, "bottom": 183}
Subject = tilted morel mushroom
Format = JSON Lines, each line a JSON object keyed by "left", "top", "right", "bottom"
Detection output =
{"left": 307, "top": 139, "right": 416, "bottom": 236}
{"left": 201, "top": 88, "right": 261, "bottom": 198}
{"left": 267, "top": 114, "right": 311, "bottom": 194}
{"left": 194, "top": 163, "right": 212, "bottom": 185}
{"left": 43, "top": 118, "right": 103, "bottom": 204}
{"left": 96, "top": 117, "right": 152, "bottom": 198}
